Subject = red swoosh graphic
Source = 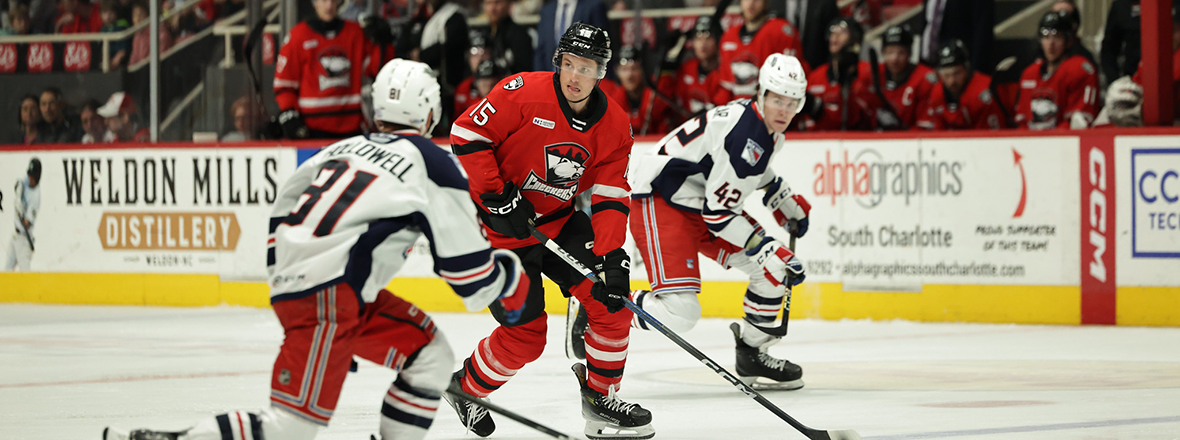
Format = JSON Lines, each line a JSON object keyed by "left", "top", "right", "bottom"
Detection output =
{"left": 1013, "top": 148, "right": 1027, "bottom": 218}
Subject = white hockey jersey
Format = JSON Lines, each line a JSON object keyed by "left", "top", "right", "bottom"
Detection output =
{"left": 268, "top": 132, "right": 512, "bottom": 311}
{"left": 628, "top": 99, "right": 781, "bottom": 249}
{"left": 13, "top": 177, "right": 40, "bottom": 239}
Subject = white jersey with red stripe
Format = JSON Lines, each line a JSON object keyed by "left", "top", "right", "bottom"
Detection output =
{"left": 628, "top": 99, "right": 782, "bottom": 249}
{"left": 268, "top": 131, "right": 511, "bottom": 311}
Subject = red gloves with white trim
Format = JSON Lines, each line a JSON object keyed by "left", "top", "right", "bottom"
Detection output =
{"left": 762, "top": 177, "right": 810, "bottom": 238}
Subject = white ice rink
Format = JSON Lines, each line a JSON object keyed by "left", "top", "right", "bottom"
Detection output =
{"left": 2, "top": 304, "right": 1179, "bottom": 440}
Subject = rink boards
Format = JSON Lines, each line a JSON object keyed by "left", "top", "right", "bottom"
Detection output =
{"left": 1, "top": 130, "right": 1177, "bottom": 326}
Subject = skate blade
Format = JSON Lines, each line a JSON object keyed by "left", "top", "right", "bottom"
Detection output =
{"left": 740, "top": 376, "right": 805, "bottom": 391}
{"left": 564, "top": 297, "right": 584, "bottom": 360}
{"left": 103, "top": 427, "right": 130, "bottom": 440}
{"left": 585, "top": 420, "right": 655, "bottom": 440}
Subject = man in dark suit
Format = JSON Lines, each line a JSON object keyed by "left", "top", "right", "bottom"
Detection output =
{"left": 773, "top": 0, "right": 840, "bottom": 69}
{"left": 921, "top": 0, "right": 995, "bottom": 74}
{"left": 534, "top": 0, "right": 609, "bottom": 71}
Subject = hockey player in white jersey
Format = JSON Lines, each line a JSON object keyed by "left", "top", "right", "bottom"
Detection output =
{"left": 103, "top": 59, "right": 531, "bottom": 440}
{"left": 6, "top": 158, "right": 40, "bottom": 271}
{"left": 626, "top": 53, "right": 812, "bottom": 389}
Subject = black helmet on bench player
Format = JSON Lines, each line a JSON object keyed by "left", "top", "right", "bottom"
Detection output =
{"left": 552, "top": 22, "right": 612, "bottom": 79}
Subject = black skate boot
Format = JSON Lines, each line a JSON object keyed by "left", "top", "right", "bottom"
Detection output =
{"left": 565, "top": 297, "right": 588, "bottom": 360}
{"left": 731, "top": 322, "right": 804, "bottom": 390}
{"left": 572, "top": 363, "right": 655, "bottom": 439}
{"left": 442, "top": 369, "right": 496, "bottom": 437}
{"left": 103, "top": 427, "right": 183, "bottom": 440}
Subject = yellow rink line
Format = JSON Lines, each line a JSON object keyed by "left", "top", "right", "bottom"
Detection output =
{"left": 0, "top": 273, "right": 1176, "bottom": 326}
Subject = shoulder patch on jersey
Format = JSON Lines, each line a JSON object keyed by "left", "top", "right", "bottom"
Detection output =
{"left": 1081, "top": 61, "right": 1095, "bottom": 74}
{"left": 504, "top": 75, "right": 524, "bottom": 90}
{"left": 781, "top": 25, "right": 794, "bottom": 36}
{"left": 979, "top": 89, "right": 993, "bottom": 104}
{"left": 532, "top": 117, "right": 555, "bottom": 129}
{"left": 741, "top": 139, "right": 765, "bottom": 166}
{"left": 925, "top": 71, "right": 937, "bottom": 83}
{"left": 302, "top": 40, "right": 318, "bottom": 50}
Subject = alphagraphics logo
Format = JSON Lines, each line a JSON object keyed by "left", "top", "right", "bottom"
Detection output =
{"left": 812, "top": 148, "right": 964, "bottom": 209}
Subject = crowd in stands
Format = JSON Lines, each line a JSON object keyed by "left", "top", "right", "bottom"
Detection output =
{"left": 3, "top": 0, "right": 1178, "bottom": 144}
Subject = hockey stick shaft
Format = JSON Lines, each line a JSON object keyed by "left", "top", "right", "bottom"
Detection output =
{"left": 446, "top": 383, "right": 577, "bottom": 440}
{"left": 747, "top": 233, "right": 795, "bottom": 337}
{"left": 19, "top": 216, "right": 34, "bottom": 251}
{"left": 527, "top": 227, "right": 858, "bottom": 440}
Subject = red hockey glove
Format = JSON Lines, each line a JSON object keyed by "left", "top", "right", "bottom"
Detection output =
{"left": 591, "top": 248, "right": 630, "bottom": 313}
{"left": 762, "top": 177, "right": 810, "bottom": 238}
{"left": 479, "top": 181, "right": 536, "bottom": 240}
{"left": 745, "top": 236, "right": 805, "bottom": 287}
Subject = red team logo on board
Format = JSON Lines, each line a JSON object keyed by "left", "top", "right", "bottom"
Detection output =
{"left": 520, "top": 143, "right": 590, "bottom": 201}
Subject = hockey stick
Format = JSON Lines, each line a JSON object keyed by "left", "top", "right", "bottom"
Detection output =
{"left": 743, "top": 233, "right": 795, "bottom": 337}
{"left": 867, "top": 47, "right": 905, "bottom": 130}
{"left": 242, "top": 17, "right": 283, "bottom": 139}
{"left": 18, "top": 215, "right": 34, "bottom": 251}
{"left": 445, "top": 382, "right": 578, "bottom": 440}
{"left": 527, "top": 226, "right": 861, "bottom": 440}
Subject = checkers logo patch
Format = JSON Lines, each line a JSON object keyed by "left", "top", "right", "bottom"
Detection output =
{"left": 503, "top": 76, "right": 524, "bottom": 90}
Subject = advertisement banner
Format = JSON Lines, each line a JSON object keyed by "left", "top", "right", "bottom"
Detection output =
{"left": 1080, "top": 135, "right": 1116, "bottom": 324}
{"left": 1115, "top": 135, "right": 1180, "bottom": 286}
{"left": 0, "top": 148, "right": 297, "bottom": 279}
{"left": 754, "top": 136, "right": 1082, "bottom": 287}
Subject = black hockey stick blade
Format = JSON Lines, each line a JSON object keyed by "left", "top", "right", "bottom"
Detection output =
{"left": 528, "top": 226, "right": 861, "bottom": 440}
{"left": 445, "top": 383, "right": 579, "bottom": 440}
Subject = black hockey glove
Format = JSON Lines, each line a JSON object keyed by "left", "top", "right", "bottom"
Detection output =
{"left": 278, "top": 109, "right": 309, "bottom": 139}
{"left": 478, "top": 181, "right": 535, "bottom": 240}
{"left": 592, "top": 248, "right": 630, "bottom": 313}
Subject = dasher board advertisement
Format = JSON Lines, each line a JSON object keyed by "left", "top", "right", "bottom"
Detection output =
{"left": 1116, "top": 136, "right": 1180, "bottom": 286}
{"left": 0, "top": 148, "right": 297, "bottom": 279}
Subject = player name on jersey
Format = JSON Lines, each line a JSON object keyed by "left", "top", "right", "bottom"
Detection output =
{"left": 317, "top": 135, "right": 416, "bottom": 181}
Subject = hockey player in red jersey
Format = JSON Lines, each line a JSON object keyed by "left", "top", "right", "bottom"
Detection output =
{"left": 607, "top": 45, "right": 680, "bottom": 136}
{"left": 102, "top": 60, "right": 530, "bottom": 440}
{"left": 628, "top": 53, "right": 810, "bottom": 390}
{"left": 273, "top": 0, "right": 378, "bottom": 139}
{"left": 714, "top": 0, "right": 808, "bottom": 105}
{"left": 917, "top": 40, "right": 1007, "bottom": 130}
{"left": 876, "top": 25, "right": 936, "bottom": 130}
{"left": 1015, "top": 11, "right": 1100, "bottom": 129}
{"left": 446, "top": 22, "right": 653, "bottom": 439}
{"left": 676, "top": 16, "right": 725, "bottom": 116}
{"left": 802, "top": 17, "right": 879, "bottom": 131}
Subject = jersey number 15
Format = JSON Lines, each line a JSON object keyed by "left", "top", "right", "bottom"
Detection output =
{"left": 283, "top": 160, "right": 377, "bottom": 237}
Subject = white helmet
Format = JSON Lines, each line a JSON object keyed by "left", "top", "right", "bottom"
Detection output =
{"left": 372, "top": 59, "right": 442, "bottom": 135}
{"left": 758, "top": 53, "right": 808, "bottom": 109}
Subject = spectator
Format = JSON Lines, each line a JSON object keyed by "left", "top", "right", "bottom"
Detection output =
{"left": 98, "top": 92, "right": 150, "bottom": 142}
{"left": 28, "top": 0, "right": 57, "bottom": 33}
{"left": 675, "top": 15, "right": 723, "bottom": 115}
{"left": 802, "top": 16, "right": 878, "bottom": 131}
{"left": 55, "top": 0, "right": 100, "bottom": 33}
{"left": 1123, "top": 7, "right": 1180, "bottom": 123}
{"left": 1101, "top": 0, "right": 1142, "bottom": 85}
{"left": 12, "top": 95, "right": 48, "bottom": 145}
{"left": 79, "top": 99, "right": 115, "bottom": 143}
{"left": 274, "top": 0, "right": 376, "bottom": 139}
{"left": 459, "top": 59, "right": 509, "bottom": 114}
{"left": 1049, "top": 0, "right": 1097, "bottom": 66}
{"left": 714, "top": 0, "right": 807, "bottom": 105}
{"left": 1014, "top": 11, "right": 1099, "bottom": 129}
{"left": 1, "top": 4, "right": 30, "bottom": 35}
{"left": 480, "top": 0, "right": 532, "bottom": 74}
{"left": 221, "top": 97, "right": 260, "bottom": 141}
{"left": 779, "top": 0, "right": 839, "bottom": 69}
{"left": 916, "top": 39, "right": 1006, "bottom": 130}
{"left": 39, "top": 87, "right": 82, "bottom": 143}
{"left": 607, "top": 45, "right": 678, "bottom": 136}
{"left": 397, "top": 0, "right": 470, "bottom": 128}
{"left": 98, "top": 0, "right": 129, "bottom": 68}
{"left": 876, "top": 25, "right": 936, "bottom": 130}
{"left": 339, "top": 0, "right": 366, "bottom": 21}
{"left": 129, "top": 1, "right": 174, "bottom": 66}
{"left": 921, "top": 0, "right": 994, "bottom": 74}
{"left": 534, "top": 0, "right": 609, "bottom": 71}
{"left": 454, "top": 30, "right": 492, "bottom": 114}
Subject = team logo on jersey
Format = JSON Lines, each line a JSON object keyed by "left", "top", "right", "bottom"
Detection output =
{"left": 318, "top": 47, "right": 352, "bottom": 90}
{"left": 741, "top": 139, "right": 764, "bottom": 166}
{"left": 520, "top": 143, "right": 590, "bottom": 201}
{"left": 504, "top": 75, "right": 524, "bottom": 90}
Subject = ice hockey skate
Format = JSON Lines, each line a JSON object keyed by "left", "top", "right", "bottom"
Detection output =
{"left": 565, "top": 297, "right": 588, "bottom": 360}
{"left": 731, "top": 322, "right": 804, "bottom": 390}
{"left": 102, "top": 427, "right": 183, "bottom": 440}
{"left": 443, "top": 370, "right": 496, "bottom": 437}
{"left": 572, "top": 363, "right": 654, "bottom": 439}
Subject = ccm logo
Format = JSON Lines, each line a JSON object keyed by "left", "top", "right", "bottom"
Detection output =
{"left": 1087, "top": 147, "right": 1107, "bottom": 282}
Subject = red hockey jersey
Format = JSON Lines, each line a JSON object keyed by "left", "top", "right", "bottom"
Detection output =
{"left": 605, "top": 75, "right": 679, "bottom": 136}
{"left": 714, "top": 17, "right": 808, "bottom": 105}
{"left": 675, "top": 57, "right": 723, "bottom": 115}
{"left": 917, "top": 71, "right": 1006, "bottom": 130}
{"left": 878, "top": 63, "right": 937, "bottom": 129}
{"left": 1014, "top": 53, "right": 1100, "bottom": 129}
{"left": 803, "top": 61, "right": 879, "bottom": 131}
{"left": 449, "top": 72, "right": 633, "bottom": 253}
{"left": 274, "top": 19, "right": 377, "bottom": 135}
